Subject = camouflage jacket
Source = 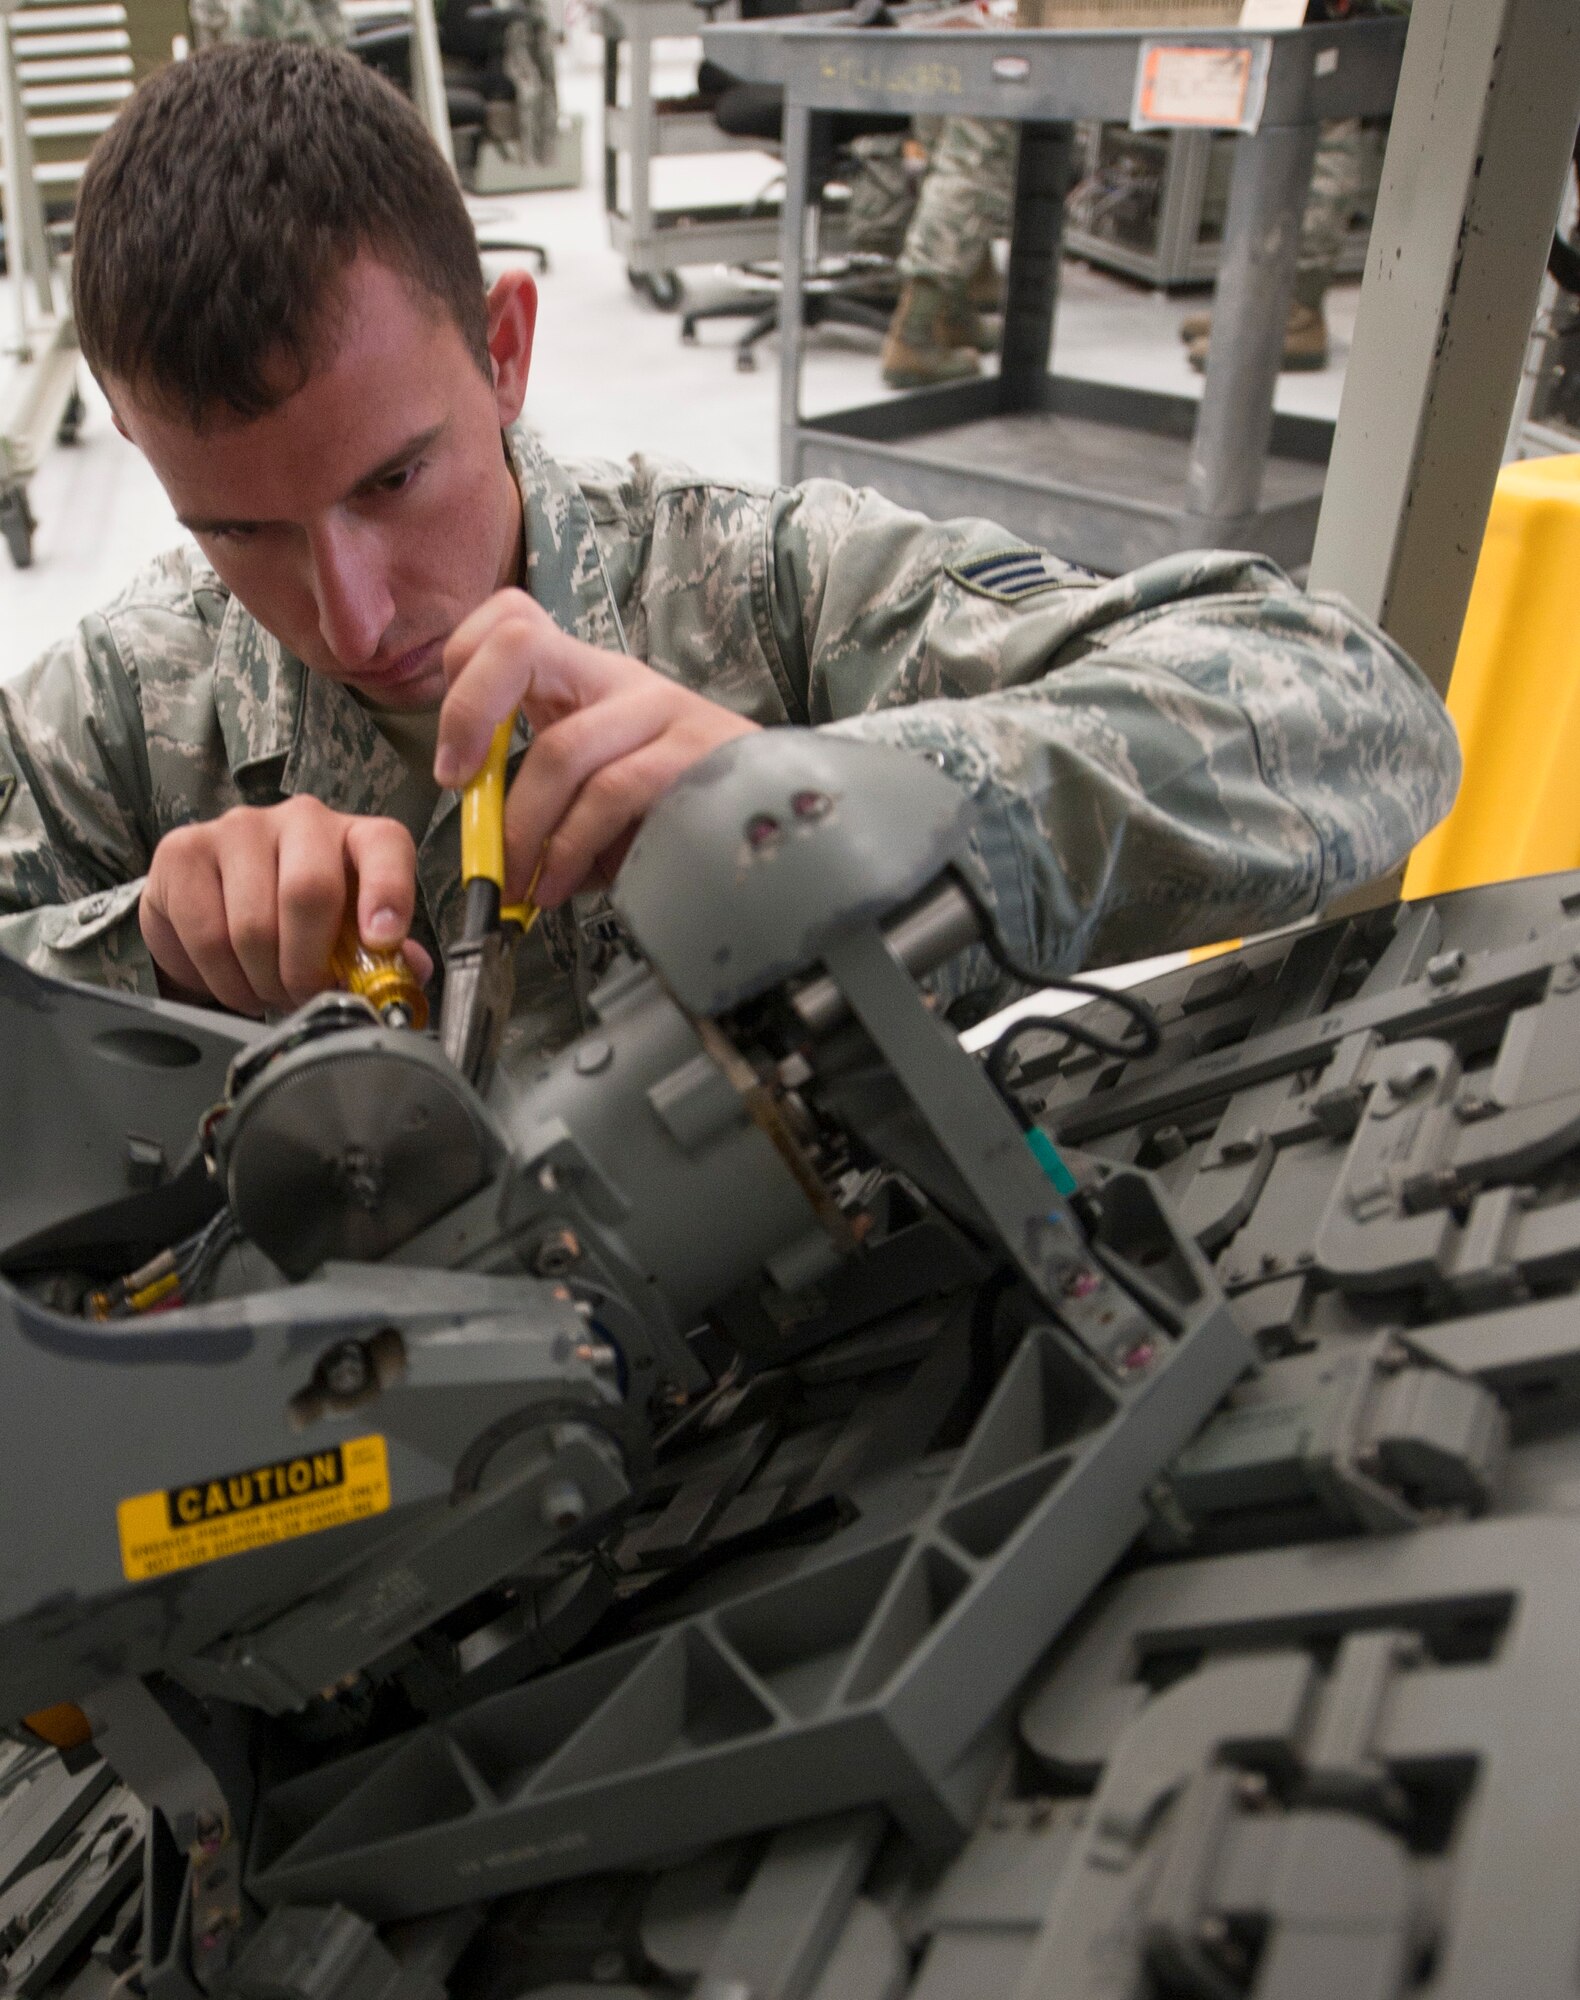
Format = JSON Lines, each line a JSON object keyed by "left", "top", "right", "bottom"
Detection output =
{"left": 0, "top": 424, "right": 1459, "bottom": 1053}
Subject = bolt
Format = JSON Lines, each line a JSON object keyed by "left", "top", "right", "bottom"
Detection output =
{"left": 541, "top": 1479, "right": 589, "bottom": 1532}
{"left": 1118, "top": 1339, "right": 1157, "bottom": 1376}
{"left": 1426, "top": 949, "right": 1466, "bottom": 987}
{"left": 790, "top": 788, "right": 833, "bottom": 821}
{"left": 1062, "top": 1265, "right": 1101, "bottom": 1301}
{"left": 323, "top": 1341, "right": 370, "bottom": 1398}
{"left": 532, "top": 1227, "right": 582, "bottom": 1277}
{"left": 744, "top": 813, "right": 780, "bottom": 850}
{"left": 574, "top": 1037, "right": 613, "bottom": 1076}
{"left": 1455, "top": 1091, "right": 1495, "bottom": 1122}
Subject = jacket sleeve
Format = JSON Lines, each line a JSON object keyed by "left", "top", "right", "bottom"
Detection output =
{"left": 764, "top": 479, "right": 1460, "bottom": 994}
{"left": 0, "top": 619, "right": 162, "bottom": 994}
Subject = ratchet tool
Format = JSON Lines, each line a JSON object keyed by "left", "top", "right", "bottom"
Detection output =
{"left": 438, "top": 719, "right": 541, "bottom": 1090}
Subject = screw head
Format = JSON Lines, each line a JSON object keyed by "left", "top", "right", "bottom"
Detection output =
{"left": 790, "top": 789, "right": 832, "bottom": 821}
{"left": 323, "top": 1341, "right": 370, "bottom": 1398}
{"left": 744, "top": 813, "right": 780, "bottom": 850}
{"left": 541, "top": 1480, "right": 588, "bottom": 1532}
{"left": 1062, "top": 1266, "right": 1101, "bottom": 1301}
{"left": 532, "top": 1227, "right": 582, "bottom": 1277}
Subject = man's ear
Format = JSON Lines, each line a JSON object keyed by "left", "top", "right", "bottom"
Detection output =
{"left": 486, "top": 269, "right": 538, "bottom": 426}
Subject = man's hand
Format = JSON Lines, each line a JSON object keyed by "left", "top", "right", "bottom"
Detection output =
{"left": 434, "top": 591, "right": 760, "bottom": 908}
{"left": 140, "top": 797, "right": 432, "bottom": 1016}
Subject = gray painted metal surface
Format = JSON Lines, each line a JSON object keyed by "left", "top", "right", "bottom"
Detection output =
{"left": 1308, "top": 0, "right": 1580, "bottom": 697}
{"left": 4, "top": 746, "right": 1580, "bottom": 1995}
{"left": 704, "top": 12, "right": 1405, "bottom": 575}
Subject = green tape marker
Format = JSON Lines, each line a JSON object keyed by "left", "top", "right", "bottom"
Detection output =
{"left": 1026, "top": 1126, "right": 1078, "bottom": 1197}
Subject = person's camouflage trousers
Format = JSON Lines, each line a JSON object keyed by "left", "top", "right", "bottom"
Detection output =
{"left": 899, "top": 117, "right": 1016, "bottom": 287}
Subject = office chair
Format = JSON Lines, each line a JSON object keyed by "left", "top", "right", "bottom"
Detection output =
{"left": 678, "top": 0, "right": 909, "bottom": 370}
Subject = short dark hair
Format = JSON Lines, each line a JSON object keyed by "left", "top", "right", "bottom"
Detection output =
{"left": 73, "top": 42, "right": 490, "bottom": 425}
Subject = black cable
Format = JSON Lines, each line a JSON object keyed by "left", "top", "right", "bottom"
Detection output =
{"left": 959, "top": 885, "right": 1162, "bottom": 1129}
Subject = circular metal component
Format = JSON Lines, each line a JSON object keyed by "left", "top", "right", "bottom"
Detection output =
{"left": 322, "top": 1342, "right": 371, "bottom": 1398}
{"left": 220, "top": 1030, "right": 496, "bottom": 1280}
{"left": 531, "top": 1227, "right": 582, "bottom": 1277}
{"left": 540, "top": 1479, "right": 588, "bottom": 1532}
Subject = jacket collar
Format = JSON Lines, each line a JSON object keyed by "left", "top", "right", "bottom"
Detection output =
{"left": 207, "top": 424, "right": 621, "bottom": 814}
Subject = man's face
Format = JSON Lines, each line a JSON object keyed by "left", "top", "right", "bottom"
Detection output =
{"left": 110, "top": 254, "right": 534, "bottom": 711}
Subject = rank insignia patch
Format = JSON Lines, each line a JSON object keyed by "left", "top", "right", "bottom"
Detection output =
{"left": 946, "top": 548, "right": 1097, "bottom": 604}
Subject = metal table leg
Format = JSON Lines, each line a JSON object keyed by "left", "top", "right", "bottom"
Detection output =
{"left": 1000, "top": 122, "right": 1073, "bottom": 411}
{"left": 778, "top": 99, "right": 812, "bottom": 483}
{"left": 1186, "top": 118, "right": 1318, "bottom": 534}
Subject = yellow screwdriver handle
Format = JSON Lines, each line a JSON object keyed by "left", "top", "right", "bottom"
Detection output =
{"left": 459, "top": 719, "right": 535, "bottom": 928}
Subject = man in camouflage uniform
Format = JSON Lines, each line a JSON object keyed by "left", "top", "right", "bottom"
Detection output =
{"left": 0, "top": 44, "right": 1458, "bottom": 1051}
{"left": 1184, "top": 120, "right": 1379, "bottom": 373}
{"left": 881, "top": 117, "right": 1016, "bottom": 389}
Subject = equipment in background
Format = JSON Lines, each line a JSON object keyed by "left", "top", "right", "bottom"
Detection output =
{"left": 0, "top": 0, "right": 122, "bottom": 568}
{"left": 2, "top": 734, "right": 1580, "bottom": 1994}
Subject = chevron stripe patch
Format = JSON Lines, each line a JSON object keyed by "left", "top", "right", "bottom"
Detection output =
{"left": 946, "top": 547, "right": 1096, "bottom": 604}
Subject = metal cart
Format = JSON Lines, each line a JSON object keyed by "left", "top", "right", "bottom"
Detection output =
{"left": 0, "top": 0, "right": 119, "bottom": 567}
{"left": 598, "top": 0, "right": 784, "bottom": 306}
{"left": 701, "top": 12, "right": 1406, "bottom": 576}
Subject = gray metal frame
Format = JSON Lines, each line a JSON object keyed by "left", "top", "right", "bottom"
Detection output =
{"left": 1064, "top": 122, "right": 1370, "bottom": 293}
{"left": 598, "top": 0, "right": 785, "bottom": 284}
{"left": 1308, "top": 0, "right": 1580, "bottom": 701}
{"left": 701, "top": 15, "right": 1406, "bottom": 575}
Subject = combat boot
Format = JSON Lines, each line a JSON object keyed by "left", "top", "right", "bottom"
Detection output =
{"left": 1185, "top": 299, "right": 1330, "bottom": 374}
{"left": 941, "top": 250, "right": 1003, "bottom": 351}
{"left": 881, "top": 278, "right": 981, "bottom": 388}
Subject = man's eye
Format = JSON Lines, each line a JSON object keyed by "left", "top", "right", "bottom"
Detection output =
{"left": 373, "top": 460, "right": 424, "bottom": 497}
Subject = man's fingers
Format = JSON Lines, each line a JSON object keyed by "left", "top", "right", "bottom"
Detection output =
{"left": 159, "top": 849, "right": 262, "bottom": 1017}
{"left": 215, "top": 816, "right": 294, "bottom": 1013}
{"left": 436, "top": 592, "right": 632, "bottom": 790}
{"left": 276, "top": 804, "right": 354, "bottom": 1002}
{"left": 501, "top": 687, "right": 671, "bottom": 899}
{"left": 345, "top": 817, "right": 420, "bottom": 951}
{"left": 138, "top": 895, "right": 211, "bottom": 1006}
{"left": 401, "top": 937, "right": 435, "bottom": 987}
{"left": 533, "top": 737, "right": 692, "bottom": 908}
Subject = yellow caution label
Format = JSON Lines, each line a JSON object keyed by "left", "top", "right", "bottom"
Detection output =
{"left": 117, "top": 1435, "right": 391, "bottom": 1581}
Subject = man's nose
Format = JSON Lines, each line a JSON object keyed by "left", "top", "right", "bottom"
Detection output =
{"left": 308, "top": 520, "right": 395, "bottom": 670}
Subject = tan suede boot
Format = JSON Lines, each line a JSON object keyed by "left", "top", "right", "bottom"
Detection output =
{"left": 1186, "top": 300, "right": 1330, "bottom": 374}
{"left": 881, "top": 278, "right": 981, "bottom": 388}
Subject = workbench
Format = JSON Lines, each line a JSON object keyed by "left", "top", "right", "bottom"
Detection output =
{"left": 700, "top": 12, "right": 1407, "bottom": 574}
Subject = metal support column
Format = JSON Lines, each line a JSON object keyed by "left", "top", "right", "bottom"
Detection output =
{"left": 1187, "top": 118, "right": 1317, "bottom": 530}
{"left": 1309, "top": 0, "right": 1580, "bottom": 698}
{"left": 777, "top": 98, "right": 813, "bottom": 478}
{"left": 999, "top": 123, "right": 1073, "bottom": 410}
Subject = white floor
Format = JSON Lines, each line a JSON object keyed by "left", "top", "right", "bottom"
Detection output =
{"left": 0, "top": 31, "right": 1357, "bottom": 674}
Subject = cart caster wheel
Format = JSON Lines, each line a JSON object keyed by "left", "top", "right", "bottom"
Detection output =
{"left": 0, "top": 487, "right": 36, "bottom": 568}
{"left": 56, "top": 388, "right": 85, "bottom": 445}
{"left": 629, "top": 268, "right": 683, "bottom": 311}
{"left": 735, "top": 350, "right": 756, "bottom": 372}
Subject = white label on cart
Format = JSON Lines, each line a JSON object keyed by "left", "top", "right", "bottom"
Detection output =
{"left": 1131, "top": 39, "right": 1271, "bottom": 133}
